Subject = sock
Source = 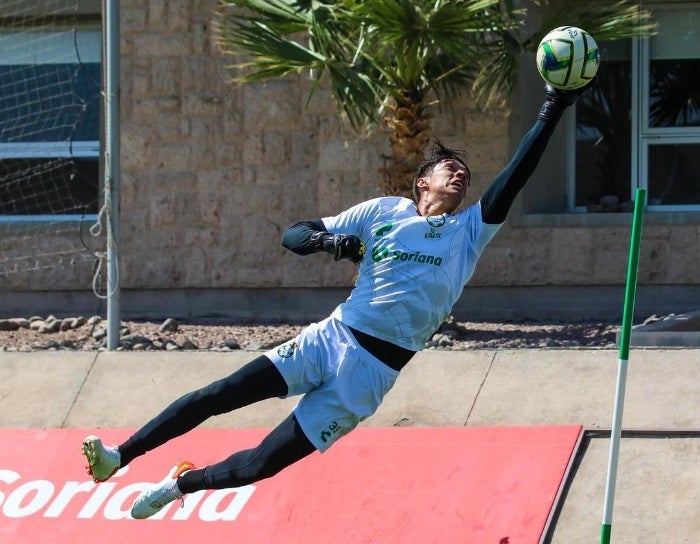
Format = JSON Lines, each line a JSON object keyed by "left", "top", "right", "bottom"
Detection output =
{"left": 176, "top": 468, "right": 206, "bottom": 494}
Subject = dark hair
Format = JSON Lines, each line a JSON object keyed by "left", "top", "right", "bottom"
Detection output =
{"left": 412, "top": 139, "right": 470, "bottom": 202}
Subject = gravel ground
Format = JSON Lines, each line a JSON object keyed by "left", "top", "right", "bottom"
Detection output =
{"left": 0, "top": 315, "right": 621, "bottom": 352}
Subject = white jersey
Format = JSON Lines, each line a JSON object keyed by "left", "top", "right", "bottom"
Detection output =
{"left": 322, "top": 196, "right": 502, "bottom": 351}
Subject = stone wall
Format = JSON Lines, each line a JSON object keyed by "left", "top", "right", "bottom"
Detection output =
{"left": 2, "top": 0, "right": 699, "bottom": 297}
{"left": 115, "top": 0, "right": 511, "bottom": 291}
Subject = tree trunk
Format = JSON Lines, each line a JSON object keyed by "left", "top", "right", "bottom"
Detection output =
{"left": 378, "top": 99, "right": 432, "bottom": 198}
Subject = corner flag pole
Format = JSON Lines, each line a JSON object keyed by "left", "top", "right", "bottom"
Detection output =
{"left": 600, "top": 188, "right": 647, "bottom": 544}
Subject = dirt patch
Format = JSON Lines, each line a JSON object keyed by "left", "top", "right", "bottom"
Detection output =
{"left": 0, "top": 315, "right": 620, "bottom": 351}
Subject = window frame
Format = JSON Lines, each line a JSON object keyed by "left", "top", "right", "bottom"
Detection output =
{"left": 639, "top": 3, "right": 700, "bottom": 212}
{"left": 566, "top": 1, "right": 700, "bottom": 214}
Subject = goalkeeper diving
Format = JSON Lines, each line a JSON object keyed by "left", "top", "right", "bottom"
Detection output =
{"left": 82, "top": 78, "right": 595, "bottom": 520}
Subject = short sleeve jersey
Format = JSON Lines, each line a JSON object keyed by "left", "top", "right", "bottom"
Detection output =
{"left": 322, "top": 196, "right": 502, "bottom": 351}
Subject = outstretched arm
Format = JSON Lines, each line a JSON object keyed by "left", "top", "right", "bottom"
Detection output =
{"left": 480, "top": 82, "right": 594, "bottom": 224}
{"left": 282, "top": 219, "right": 366, "bottom": 263}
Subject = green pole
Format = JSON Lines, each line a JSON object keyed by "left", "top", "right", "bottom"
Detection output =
{"left": 600, "top": 188, "right": 647, "bottom": 543}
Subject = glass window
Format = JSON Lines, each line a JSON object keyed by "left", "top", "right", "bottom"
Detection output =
{"left": 0, "top": 28, "right": 101, "bottom": 219}
{"left": 649, "top": 59, "right": 700, "bottom": 128}
{"left": 644, "top": 6, "right": 700, "bottom": 209}
{"left": 574, "top": 40, "right": 632, "bottom": 211}
{"left": 648, "top": 6, "right": 700, "bottom": 128}
{"left": 572, "top": 3, "right": 700, "bottom": 213}
{"left": 648, "top": 143, "right": 700, "bottom": 205}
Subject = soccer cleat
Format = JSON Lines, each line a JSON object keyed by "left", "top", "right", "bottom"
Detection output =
{"left": 130, "top": 461, "right": 196, "bottom": 519}
{"left": 82, "top": 435, "right": 121, "bottom": 483}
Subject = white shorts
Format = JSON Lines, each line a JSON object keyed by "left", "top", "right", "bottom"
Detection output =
{"left": 265, "top": 316, "right": 400, "bottom": 452}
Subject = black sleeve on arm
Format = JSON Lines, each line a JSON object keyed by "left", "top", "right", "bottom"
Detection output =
{"left": 479, "top": 117, "right": 557, "bottom": 224}
{"left": 281, "top": 219, "right": 328, "bottom": 255}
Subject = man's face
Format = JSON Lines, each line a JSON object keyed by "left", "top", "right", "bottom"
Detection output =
{"left": 420, "top": 158, "right": 470, "bottom": 206}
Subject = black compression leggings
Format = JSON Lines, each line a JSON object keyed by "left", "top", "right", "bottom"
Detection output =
{"left": 117, "top": 355, "right": 316, "bottom": 492}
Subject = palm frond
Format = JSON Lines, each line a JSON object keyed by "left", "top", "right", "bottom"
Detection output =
{"left": 326, "top": 62, "right": 383, "bottom": 129}
{"left": 218, "top": 20, "right": 325, "bottom": 82}
{"left": 522, "top": 1, "right": 657, "bottom": 50}
{"left": 472, "top": 42, "right": 520, "bottom": 108}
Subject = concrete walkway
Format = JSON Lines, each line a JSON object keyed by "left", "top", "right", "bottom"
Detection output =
{"left": 1, "top": 348, "right": 698, "bottom": 542}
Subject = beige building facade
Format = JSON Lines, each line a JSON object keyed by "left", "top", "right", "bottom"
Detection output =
{"left": 1, "top": 0, "right": 699, "bottom": 320}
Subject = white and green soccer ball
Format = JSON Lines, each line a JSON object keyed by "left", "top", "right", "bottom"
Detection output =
{"left": 536, "top": 26, "right": 600, "bottom": 90}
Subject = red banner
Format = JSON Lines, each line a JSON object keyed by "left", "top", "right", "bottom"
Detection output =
{"left": 0, "top": 426, "right": 581, "bottom": 543}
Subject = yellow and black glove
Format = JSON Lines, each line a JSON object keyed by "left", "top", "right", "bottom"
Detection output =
{"left": 310, "top": 232, "right": 366, "bottom": 264}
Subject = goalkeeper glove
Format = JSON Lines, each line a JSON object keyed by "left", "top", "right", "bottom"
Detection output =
{"left": 538, "top": 77, "right": 597, "bottom": 123}
{"left": 310, "top": 232, "right": 366, "bottom": 264}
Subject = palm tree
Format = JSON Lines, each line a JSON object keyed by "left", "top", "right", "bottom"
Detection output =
{"left": 215, "top": 0, "right": 654, "bottom": 197}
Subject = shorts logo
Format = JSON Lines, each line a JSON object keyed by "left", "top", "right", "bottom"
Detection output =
{"left": 320, "top": 420, "right": 342, "bottom": 443}
{"left": 277, "top": 341, "right": 297, "bottom": 358}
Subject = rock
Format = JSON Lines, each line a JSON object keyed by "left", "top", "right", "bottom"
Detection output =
{"left": 619, "top": 200, "right": 634, "bottom": 213}
{"left": 32, "top": 340, "right": 60, "bottom": 350}
{"left": 437, "top": 335, "right": 453, "bottom": 347}
{"left": 0, "top": 319, "right": 20, "bottom": 331}
{"left": 10, "top": 318, "right": 31, "bottom": 328}
{"left": 160, "top": 318, "right": 179, "bottom": 332}
{"left": 642, "top": 314, "right": 662, "bottom": 326}
{"left": 71, "top": 317, "right": 87, "bottom": 329}
{"left": 599, "top": 194, "right": 619, "bottom": 207}
{"left": 46, "top": 320, "right": 62, "bottom": 333}
{"left": 180, "top": 338, "right": 199, "bottom": 350}
{"left": 223, "top": 339, "right": 240, "bottom": 350}
{"left": 121, "top": 334, "right": 153, "bottom": 346}
{"left": 30, "top": 320, "right": 46, "bottom": 331}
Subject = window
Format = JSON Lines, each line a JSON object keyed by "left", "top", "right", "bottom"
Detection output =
{"left": 571, "top": 3, "right": 700, "bottom": 213}
{"left": 572, "top": 40, "right": 632, "bottom": 211}
{"left": 0, "top": 27, "right": 101, "bottom": 220}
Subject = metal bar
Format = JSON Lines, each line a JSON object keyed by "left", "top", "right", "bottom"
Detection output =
{"left": 103, "top": 0, "right": 120, "bottom": 351}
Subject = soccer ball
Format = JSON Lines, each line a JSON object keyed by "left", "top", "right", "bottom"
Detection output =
{"left": 536, "top": 26, "right": 600, "bottom": 90}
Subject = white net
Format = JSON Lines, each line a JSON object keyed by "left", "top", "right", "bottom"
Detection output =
{"left": 0, "top": 0, "right": 102, "bottom": 276}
